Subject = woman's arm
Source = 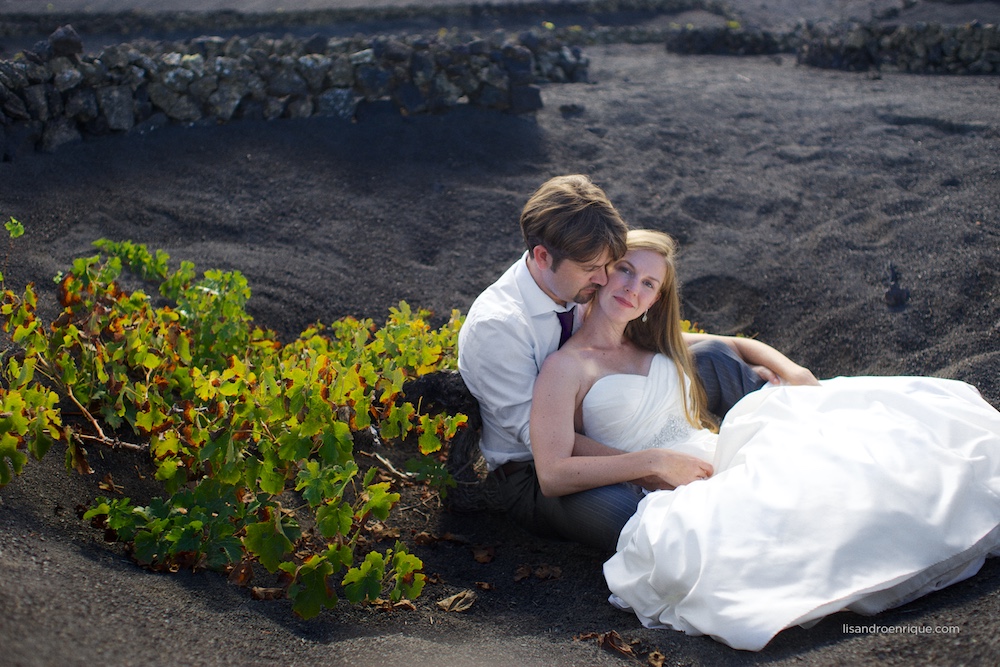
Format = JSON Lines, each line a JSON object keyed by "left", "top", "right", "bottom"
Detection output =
{"left": 683, "top": 332, "right": 819, "bottom": 386}
{"left": 530, "top": 353, "right": 713, "bottom": 497}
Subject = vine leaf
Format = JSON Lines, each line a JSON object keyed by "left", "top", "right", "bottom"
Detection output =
{"left": 315, "top": 501, "right": 354, "bottom": 539}
{"left": 0, "top": 432, "right": 28, "bottom": 485}
{"left": 244, "top": 510, "right": 293, "bottom": 573}
{"left": 418, "top": 414, "right": 443, "bottom": 455}
{"left": 256, "top": 452, "right": 286, "bottom": 496}
{"left": 357, "top": 482, "right": 399, "bottom": 522}
{"left": 5, "top": 217, "right": 24, "bottom": 239}
{"left": 295, "top": 459, "right": 357, "bottom": 509}
{"left": 382, "top": 401, "right": 416, "bottom": 440}
{"left": 284, "top": 556, "right": 337, "bottom": 619}
{"left": 390, "top": 547, "right": 426, "bottom": 602}
{"left": 317, "top": 420, "right": 353, "bottom": 465}
{"left": 343, "top": 551, "right": 385, "bottom": 604}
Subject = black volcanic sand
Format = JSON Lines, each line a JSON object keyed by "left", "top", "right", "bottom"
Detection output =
{"left": 2, "top": 2, "right": 1000, "bottom": 666}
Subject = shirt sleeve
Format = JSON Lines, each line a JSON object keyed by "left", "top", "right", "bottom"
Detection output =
{"left": 458, "top": 312, "right": 540, "bottom": 452}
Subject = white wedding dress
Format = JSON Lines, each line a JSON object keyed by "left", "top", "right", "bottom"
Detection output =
{"left": 586, "top": 354, "right": 1000, "bottom": 651}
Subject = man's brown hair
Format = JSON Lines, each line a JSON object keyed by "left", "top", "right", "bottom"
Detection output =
{"left": 520, "top": 174, "right": 628, "bottom": 269}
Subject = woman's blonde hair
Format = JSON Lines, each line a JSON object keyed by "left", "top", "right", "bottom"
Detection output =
{"left": 623, "top": 229, "right": 715, "bottom": 431}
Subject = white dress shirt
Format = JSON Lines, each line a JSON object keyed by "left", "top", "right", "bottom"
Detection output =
{"left": 458, "top": 252, "right": 579, "bottom": 470}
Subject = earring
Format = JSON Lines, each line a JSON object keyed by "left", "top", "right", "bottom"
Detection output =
{"left": 641, "top": 310, "right": 648, "bottom": 323}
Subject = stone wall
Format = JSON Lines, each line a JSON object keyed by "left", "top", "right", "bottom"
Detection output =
{"left": 655, "top": 20, "right": 1000, "bottom": 74}
{"left": 2, "top": 10, "right": 995, "bottom": 158}
{"left": 0, "top": 25, "right": 589, "bottom": 158}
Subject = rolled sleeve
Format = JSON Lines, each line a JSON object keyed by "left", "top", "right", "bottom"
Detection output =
{"left": 458, "top": 254, "right": 564, "bottom": 469}
{"left": 459, "top": 314, "right": 540, "bottom": 467}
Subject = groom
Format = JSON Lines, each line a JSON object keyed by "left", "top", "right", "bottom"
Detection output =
{"left": 458, "top": 174, "right": 775, "bottom": 552}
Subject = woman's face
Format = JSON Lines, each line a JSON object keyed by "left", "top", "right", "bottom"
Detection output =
{"left": 601, "top": 248, "right": 666, "bottom": 322}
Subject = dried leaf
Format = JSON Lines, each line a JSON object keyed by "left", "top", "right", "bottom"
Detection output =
{"left": 67, "top": 439, "right": 92, "bottom": 476}
{"left": 533, "top": 564, "right": 562, "bottom": 580}
{"left": 251, "top": 586, "right": 284, "bottom": 601}
{"left": 228, "top": 561, "right": 253, "bottom": 587}
{"left": 474, "top": 581, "right": 495, "bottom": 591}
{"left": 98, "top": 473, "right": 124, "bottom": 494}
{"left": 371, "top": 597, "right": 393, "bottom": 611}
{"left": 414, "top": 530, "right": 439, "bottom": 545}
{"left": 577, "top": 630, "right": 637, "bottom": 658}
{"left": 368, "top": 520, "right": 400, "bottom": 540}
{"left": 647, "top": 650, "right": 666, "bottom": 667}
{"left": 441, "top": 532, "right": 470, "bottom": 544}
{"left": 513, "top": 564, "right": 533, "bottom": 582}
{"left": 436, "top": 589, "right": 477, "bottom": 612}
{"left": 598, "top": 630, "right": 635, "bottom": 657}
{"left": 394, "top": 599, "right": 417, "bottom": 611}
{"left": 471, "top": 545, "right": 495, "bottom": 563}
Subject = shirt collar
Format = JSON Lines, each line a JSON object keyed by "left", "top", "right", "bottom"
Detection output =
{"left": 512, "top": 251, "right": 574, "bottom": 317}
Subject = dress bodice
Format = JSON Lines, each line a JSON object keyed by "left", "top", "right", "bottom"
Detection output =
{"left": 581, "top": 354, "right": 717, "bottom": 463}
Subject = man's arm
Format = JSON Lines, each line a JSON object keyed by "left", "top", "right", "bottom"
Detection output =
{"left": 683, "top": 332, "right": 819, "bottom": 386}
{"left": 458, "top": 315, "right": 540, "bottom": 457}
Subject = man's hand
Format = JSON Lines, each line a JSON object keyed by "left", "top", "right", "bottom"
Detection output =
{"left": 684, "top": 331, "right": 821, "bottom": 387}
{"left": 752, "top": 363, "right": 820, "bottom": 386}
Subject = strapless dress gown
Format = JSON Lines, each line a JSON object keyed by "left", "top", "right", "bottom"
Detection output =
{"left": 585, "top": 354, "right": 1000, "bottom": 650}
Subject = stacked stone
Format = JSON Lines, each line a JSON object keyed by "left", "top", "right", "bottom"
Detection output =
{"left": 0, "top": 25, "right": 590, "bottom": 157}
{"left": 659, "top": 21, "right": 1000, "bottom": 74}
{"left": 884, "top": 21, "right": 1000, "bottom": 73}
{"left": 796, "top": 24, "right": 883, "bottom": 71}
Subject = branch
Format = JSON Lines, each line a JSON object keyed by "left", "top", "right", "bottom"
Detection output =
{"left": 64, "top": 386, "right": 108, "bottom": 440}
{"left": 358, "top": 450, "right": 414, "bottom": 481}
{"left": 65, "top": 388, "right": 146, "bottom": 451}
{"left": 74, "top": 432, "right": 146, "bottom": 452}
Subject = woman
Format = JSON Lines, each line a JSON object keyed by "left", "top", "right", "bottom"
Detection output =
{"left": 529, "top": 229, "right": 1000, "bottom": 651}
{"left": 529, "top": 230, "right": 818, "bottom": 497}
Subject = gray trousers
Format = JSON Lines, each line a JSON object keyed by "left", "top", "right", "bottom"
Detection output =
{"left": 493, "top": 339, "right": 765, "bottom": 552}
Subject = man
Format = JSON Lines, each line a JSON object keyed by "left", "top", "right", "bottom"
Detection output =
{"left": 458, "top": 174, "right": 813, "bottom": 551}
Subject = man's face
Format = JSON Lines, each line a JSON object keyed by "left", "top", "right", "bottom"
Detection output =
{"left": 544, "top": 249, "right": 613, "bottom": 305}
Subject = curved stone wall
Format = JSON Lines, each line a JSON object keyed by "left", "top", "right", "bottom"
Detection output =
{"left": 657, "top": 21, "right": 1000, "bottom": 74}
{"left": 2, "top": 8, "right": 995, "bottom": 158}
{"left": 0, "top": 25, "right": 588, "bottom": 158}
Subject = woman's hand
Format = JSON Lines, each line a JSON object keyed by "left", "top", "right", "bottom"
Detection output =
{"left": 636, "top": 449, "right": 714, "bottom": 491}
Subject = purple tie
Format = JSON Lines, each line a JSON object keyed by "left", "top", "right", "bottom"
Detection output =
{"left": 556, "top": 307, "right": 575, "bottom": 349}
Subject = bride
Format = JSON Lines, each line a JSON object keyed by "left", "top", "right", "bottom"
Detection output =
{"left": 529, "top": 229, "right": 1000, "bottom": 651}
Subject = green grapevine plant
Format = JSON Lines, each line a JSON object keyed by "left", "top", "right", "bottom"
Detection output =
{"left": 0, "top": 228, "right": 468, "bottom": 619}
